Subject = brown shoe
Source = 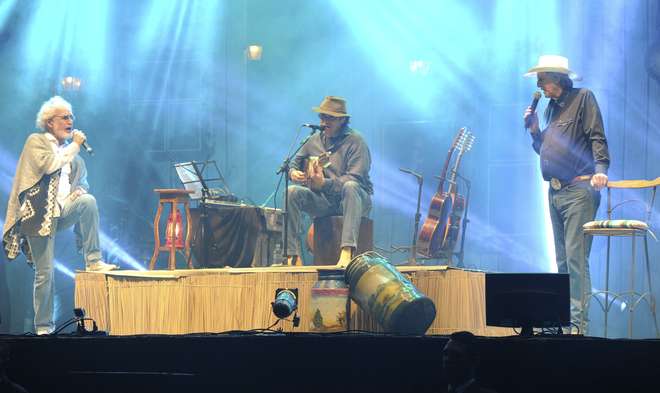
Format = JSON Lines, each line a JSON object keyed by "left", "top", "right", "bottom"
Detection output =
{"left": 86, "top": 261, "right": 119, "bottom": 272}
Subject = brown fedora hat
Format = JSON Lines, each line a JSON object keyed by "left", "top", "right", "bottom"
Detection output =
{"left": 312, "top": 96, "right": 349, "bottom": 117}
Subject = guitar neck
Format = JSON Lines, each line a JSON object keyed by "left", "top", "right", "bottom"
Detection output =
{"left": 436, "top": 145, "right": 457, "bottom": 193}
{"left": 446, "top": 150, "right": 466, "bottom": 194}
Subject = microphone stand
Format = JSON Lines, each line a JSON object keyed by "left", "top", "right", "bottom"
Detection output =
{"left": 190, "top": 161, "right": 210, "bottom": 267}
{"left": 277, "top": 127, "right": 319, "bottom": 265}
{"left": 399, "top": 168, "right": 423, "bottom": 266}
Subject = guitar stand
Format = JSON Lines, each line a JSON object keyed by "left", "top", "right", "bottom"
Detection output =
{"left": 421, "top": 172, "right": 471, "bottom": 267}
{"left": 454, "top": 172, "right": 472, "bottom": 268}
{"left": 399, "top": 167, "right": 424, "bottom": 265}
{"left": 388, "top": 245, "right": 439, "bottom": 265}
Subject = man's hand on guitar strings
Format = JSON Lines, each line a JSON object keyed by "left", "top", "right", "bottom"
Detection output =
{"left": 290, "top": 170, "right": 307, "bottom": 183}
{"left": 309, "top": 161, "right": 325, "bottom": 190}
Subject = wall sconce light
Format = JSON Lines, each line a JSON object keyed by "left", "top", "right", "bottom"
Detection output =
{"left": 409, "top": 60, "right": 431, "bottom": 76}
{"left": 246, "top": 45, "right": 263, "bottom": 61}
{"left": 61, "top": 76, "right": 82, "bottom": 91}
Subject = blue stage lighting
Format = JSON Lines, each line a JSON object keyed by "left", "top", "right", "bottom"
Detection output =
{"left": 271, "top": 288, "right": 298, "bottom": 319}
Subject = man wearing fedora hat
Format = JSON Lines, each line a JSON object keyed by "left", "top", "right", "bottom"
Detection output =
{"left": 523, "top": 55, "right": 610, "bottom": 334}
{"left": 285, "top": 96, "right": 373, "bottom": 267}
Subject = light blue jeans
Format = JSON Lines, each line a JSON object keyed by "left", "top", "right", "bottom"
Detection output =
{"left": 548, "top": 181, "right": 600, "bottom": 331}
{"left": 285, "top": 181, "right": 371, "bottom": 257}
{"left": 26, "top": 194, "right": 102, "bottom": 333}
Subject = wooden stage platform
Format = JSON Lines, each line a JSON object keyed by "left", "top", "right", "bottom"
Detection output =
{"left": 74, "top": 265, "right": 512, "bottom": 336}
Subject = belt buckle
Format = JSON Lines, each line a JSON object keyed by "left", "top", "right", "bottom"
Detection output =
{"left": 550, "top": 178, "right": 562, "bottom": 191}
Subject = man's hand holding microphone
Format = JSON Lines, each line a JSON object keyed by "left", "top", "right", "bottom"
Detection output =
{"left": 71, "top": 129, "right": 94, "bottom": 155}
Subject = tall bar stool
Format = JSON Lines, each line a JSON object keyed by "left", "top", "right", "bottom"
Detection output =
{"left": 149, "top": 189, "right": 194, "bottom": 270}
{"left": 581, "top": 177, "right": 660, "bottom": 337}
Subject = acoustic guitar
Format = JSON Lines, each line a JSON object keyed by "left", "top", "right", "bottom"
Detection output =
{"left": 439, "top": 131, "right": 474, "bottom": 256}
{"left": 296, "top": 151, "right": 331, "bottom": 187}
{"left": 417, "top": 128, "right": 474, "bottom": 257}
{"left": 297, "top": 151, "right": 331, "bottom": 254}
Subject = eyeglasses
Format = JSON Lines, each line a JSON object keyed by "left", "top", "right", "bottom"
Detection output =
{"left": 536, "top": 78, "right": 550, "bottom": 87}
{"left": 537, "top": 73, "right": 559, "bottom": 87}
{"left": 319, "top": 114, "right": 340, "bottom": 122}
{"left": 54, "top": 114, "right": 75, "bottom": 121}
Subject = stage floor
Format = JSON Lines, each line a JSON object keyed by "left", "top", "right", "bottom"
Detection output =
{"left": 74, "top": 265, "right": 512, "bottom": 336}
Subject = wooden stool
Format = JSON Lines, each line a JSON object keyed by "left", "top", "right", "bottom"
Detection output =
{"left": 149, "top": 189, "right": 193, "bottom": 270}
{"left": 312, "top": 216, "right": 373, "bottom": 265}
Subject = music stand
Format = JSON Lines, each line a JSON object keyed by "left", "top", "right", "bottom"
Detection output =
{"left": 175, "top": 160, "right": 230, "bottom": 200}
{"left": 174, "top": 160, "right": 227, "bottom": 266}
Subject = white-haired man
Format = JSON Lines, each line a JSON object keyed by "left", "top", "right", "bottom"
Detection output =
{"left": 2, "top": 96, "right": 117, "bottom": 335}
{"left": 523, "top": 56, "right": 610, "bottom": 333}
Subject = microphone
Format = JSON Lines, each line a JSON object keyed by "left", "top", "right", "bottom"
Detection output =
{"left": 399, "top": 167, "right": 422, "bottom": 179}
{"left": 81, "top": 141, "right": 94, "bottom": 156}
{"left": 73, "top": 129, "right": 94, "bottom": 155}
{"left": 525, "top": 91, "right": 542, "bottom": 128}
{"left": 302, "top": 123, "right": 326, "bottom": 131}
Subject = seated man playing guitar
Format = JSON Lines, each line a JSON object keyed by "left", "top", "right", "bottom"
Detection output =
{"left": 285, "top": 96, "right": 373, "bottom": 267}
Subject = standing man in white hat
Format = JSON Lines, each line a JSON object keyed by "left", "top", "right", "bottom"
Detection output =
{"left": 285, "top": 96, "right": 373, "bottom": 267}
{"left": 523, "top": 55, "right": 610, "bottom": 334}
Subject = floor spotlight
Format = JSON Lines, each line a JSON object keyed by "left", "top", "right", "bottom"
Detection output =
{"left": 73, "top": 307, "right": 86, "bottom": 333}
{"left": 51, "top": 308, "right": 104, "bottom": 336}
{"left": 271, "top": 288, "right": 299, "bottom": 321}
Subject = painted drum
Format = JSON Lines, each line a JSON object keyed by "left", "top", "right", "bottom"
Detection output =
{"left": 309, "top": 270, "right": 350, "bottom": 332}
{"left": 345, "top": 252, "right": 436, "bottom": 335}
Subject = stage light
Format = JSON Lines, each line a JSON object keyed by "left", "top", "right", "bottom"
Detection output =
{"left": 61, "top": 76, "right": 82, "bottom": 91}
{"left": 246, "top": 45, "right": 263, "bottom": 61}
{"left": 74, "top": 307, "right": 85, "bottom": 319}
{"left": 52, "top": 308, "right": 103, "bottom": 336}
{"left": 271, "top": 288, "right": 298, "bottom": 319}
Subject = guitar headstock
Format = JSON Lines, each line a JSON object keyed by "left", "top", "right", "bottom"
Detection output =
{"left": 450, "top": 127, "right": 467, "bottom": 149}
{"left": 456, "top": 127, "right": 475, "bottom": 154}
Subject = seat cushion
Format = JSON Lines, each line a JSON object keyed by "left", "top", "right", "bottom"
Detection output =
{"left": 583, "top": 220, "right": 649, "bottom": 230}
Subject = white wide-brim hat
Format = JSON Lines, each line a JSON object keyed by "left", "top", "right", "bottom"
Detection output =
{"left": 524, "top": 55, "right": 581, "bottom": 80}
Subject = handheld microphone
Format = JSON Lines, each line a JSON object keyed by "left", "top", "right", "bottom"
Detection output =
{"left": 302, "top": 123, "right": 326, "bottom": 131}
{"left": 81, "top": 141, "right": 94, "bottom": 156}
{"left": 72, "top": 129, "right": 94, "bottom": 155}
{"left": 525, "top": 91, "right": 542, "bottom": 128}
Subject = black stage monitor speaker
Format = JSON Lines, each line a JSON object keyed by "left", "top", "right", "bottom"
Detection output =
{"left": 485, "top": 273, "right": 570, "bottom": 336}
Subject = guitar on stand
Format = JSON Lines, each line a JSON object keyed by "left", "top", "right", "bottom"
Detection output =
{"left": 440, "top": 131, "right": 475, "bottom": 260}
{"left": 417, "top": 127, "right": 474, "bottom": 261}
